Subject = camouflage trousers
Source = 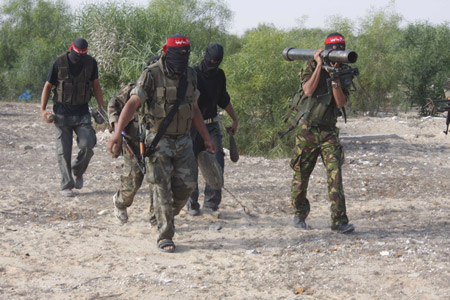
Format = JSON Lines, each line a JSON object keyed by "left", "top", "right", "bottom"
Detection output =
{"left": 290, "top": 121, "right": 349, "bottom": 226}
{"left": 145, "top": 133, "right": 197, "bottom": 241}
{"left": 113, "top": 140, "right": 154, "bottom": 223}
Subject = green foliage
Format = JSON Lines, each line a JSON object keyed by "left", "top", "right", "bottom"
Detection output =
{"left": 1, "top": 0, "right": 450, "bottom": 157}
{"left": 0, "top": 0, "right": 73, "bottom": 99}
{"left": 223, "top": 25, "right": 306, "bottom": 157}
{"left": 351, "top": 6, "right": 403, "bottom": 114}
{"left": 398, "top": 22, "right": 450, "bottom": 106}
{"left": 76, "top": 0, "right": 232, "bottom": 97}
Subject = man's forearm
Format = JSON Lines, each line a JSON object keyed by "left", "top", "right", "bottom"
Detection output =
{"left": 40, "top": 82, "right": 52, "bottom": 111}
{"left": 302, "top": 64, "right": 322, "bottom": 97}
{"left": 114, "top": 96, "right": 141, "bottom": 136}
{"left": 93, "top": 79, "right": 105, "bottom": 110}
{"left": 331, "top": 82, "right": 347, "bottom": 108}
{"left": 224, "top": 103, "right": 237, "bottom": 122}
{"left": 192, "top": 104, "right": 212, "bottom": 143}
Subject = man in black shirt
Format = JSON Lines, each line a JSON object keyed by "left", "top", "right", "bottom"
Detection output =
{"left": 40, "top": 37, "right": 105, "bottom": 197}
{"left": 186, "top": 43, "right": 238, "bottom": 217}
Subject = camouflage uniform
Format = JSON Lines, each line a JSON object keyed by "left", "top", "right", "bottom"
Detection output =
{"left": 108, "top": 84, "right": 155, "bottom": 224}
{"left": 131, "top": 58, "right": 198, "bottom": 241}
{"left": 290, "top": 60, "right": 350, "bottom": 227}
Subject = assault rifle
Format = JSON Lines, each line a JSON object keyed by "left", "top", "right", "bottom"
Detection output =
{"left": 121, "top": 131, "right": 146, "bottom": 174}
{"left": 431, "top": 99, "right": 450, "bottom": 135}
{"left": 282, "top": 47, "right": 360, "bottom": 93}
{"left": 89, "top": 106, "right": 109, "bottom": 124}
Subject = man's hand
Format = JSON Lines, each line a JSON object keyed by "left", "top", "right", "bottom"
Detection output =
{"left": 314, "top": 49, "right": 324, "bottom": 66}
{"left": 325, "top": 61, "right": 341, "bottom": 75}
{"left": 230, "top": 119, "right": 238, "bottom": 134}
{"left": 204, "top": 139, "right": 216, "bottom": 154}
{"left": 40, "top": 110, "right": 53, "bottom": 123}
{"left": 107, "top": 131, "right": 123, "bottom": 157}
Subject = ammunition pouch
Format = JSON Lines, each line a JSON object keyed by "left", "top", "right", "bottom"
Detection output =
{"left": 54, "top": 53, "right": 94, "bottom": 105}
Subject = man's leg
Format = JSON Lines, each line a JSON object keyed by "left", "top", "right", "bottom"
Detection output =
{"left": 320, "top": 129, "right": 350, "bottom": 228}
{"left": 72, "top": 115, "right": 96, "bottom": 181}
{"left": 145, "top": 137, "right": 176, "bottom": 243}
{"left": 113, "top": 150, "right": 145, "bottom": 223}
{"left": 114, "top": 150, "right": 145, "bottom": 209}
{"left": 203, "top": 123, "right": 224, "bottom": 211}
{"left": 55, "top": 123, "right": 75, "bottom": 191}
{"left": 290, "top": 125, "right": 320, "bottom": 226}
{"left": 172, "top": 135, "right": 198, "bottom": 217}
{"left": 186, "top": 128, "right": 202, "bottom": 214}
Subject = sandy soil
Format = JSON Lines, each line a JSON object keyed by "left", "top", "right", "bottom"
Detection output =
{"left": 0, "top": 101, "right": 449, "bottom": 300}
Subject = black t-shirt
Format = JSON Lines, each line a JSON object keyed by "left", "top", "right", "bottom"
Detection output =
{"left": 194, "top": 66, "right": 230, "bottom": 119}
{"left": 46, "top": 53, "right": 99, "bottom": 116}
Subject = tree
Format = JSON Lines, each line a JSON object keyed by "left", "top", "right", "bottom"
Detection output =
{"left": 398, "top": 22, "right": 450, "bottom": 106}
{"left": 0, "top": 0, "right": 74, "bottom": 99}
{"left": 351, "top": 7, "right": 403, "bottom": 114}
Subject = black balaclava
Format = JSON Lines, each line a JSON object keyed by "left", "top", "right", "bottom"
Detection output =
{"left": 199, "top": 43, "right": 224, "bottom": 77}
{"left": 147, "top": 55, "right": 160, "bottom": 66}
{"left": 324, "top": 32, "right": 346, "bottom": 50}
{"left": 68, "top": 38, "right": 88, "bottom": 65}
{"left": 163, "top": 34, "right": 191, "bottom": 77}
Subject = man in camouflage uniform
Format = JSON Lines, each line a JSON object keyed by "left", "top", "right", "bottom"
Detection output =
{"left": 107, "top": 35, "right": 215, "bottom": 252}
{"left": 290, "top": 33, "right": 354, "bottom": 233}
{"left": 109, "top": 56, "right": 159, "bottom": 225}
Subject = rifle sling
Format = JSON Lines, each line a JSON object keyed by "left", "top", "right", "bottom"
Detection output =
{"left": 147, "top": 74, "right": 188, "bottom": 155}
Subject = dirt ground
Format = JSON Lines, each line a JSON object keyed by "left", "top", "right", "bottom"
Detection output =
{"left": 0, "top": 101, "right": 449, "bottom": 300}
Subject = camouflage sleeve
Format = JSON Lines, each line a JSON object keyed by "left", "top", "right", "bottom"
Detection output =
{"left": 107, "top": 97, "right": 120, "bottom": 127}
{"left": 130, "top": 68, "right": 153, "bottom": 105}
{"left": 445, "top": 74, "right": 450, "bottom": 99}
{"left": 299, "top": 60, "right": 315, "bottom": 86}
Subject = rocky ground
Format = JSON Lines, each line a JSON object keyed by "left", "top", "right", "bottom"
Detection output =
{"left": 0, "top": 101, "right": 449, "bottom": 299}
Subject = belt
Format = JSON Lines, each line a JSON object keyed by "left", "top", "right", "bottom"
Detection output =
{"left": 162, "top": 133, "right": 189, "bottom": 139}
{"left": 204, "top": 116, "right": 219, "bottom": 124}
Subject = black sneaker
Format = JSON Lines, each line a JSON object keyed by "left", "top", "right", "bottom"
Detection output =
{"left": 331, "top": 223, "right": 355, "bottom": 234}
{"left": 293, "top": 215, "right": 310, "bottom": 230}
{"left": 202, "top": 207, "right": 221, "bottom": 219}
{"left": 187, "top": 208, "right": 201, "bottom": 216}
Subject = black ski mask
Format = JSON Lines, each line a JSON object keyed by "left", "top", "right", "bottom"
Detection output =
{"left": 199, "top": 43, "right": 224, "bottom": 77}
{"left": 324, "top": 32, "right": 346, "bottom": 50}
{"left": 68, "top": 38, "right": 88, "bottom": 65}
{"left": 163, "top": 34, "right": 191, "bottom": 78}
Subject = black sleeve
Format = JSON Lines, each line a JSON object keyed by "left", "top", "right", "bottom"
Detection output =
{"left": 91, "top": 59, "right": 99, "bottom": 81}
{"left": 217, "top": 70, "right": 231, "bottom": 109}
{"left": 46, "top": 60, "right": 59, "bottom": 85}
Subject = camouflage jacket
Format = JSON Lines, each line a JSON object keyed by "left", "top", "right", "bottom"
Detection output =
{"left": 107, "top": 83, "right": 139, "bottom": 141}
{"left": 297, "top": 60, "right": 349, "bottom": 127}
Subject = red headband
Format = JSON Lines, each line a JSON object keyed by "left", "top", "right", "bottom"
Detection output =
{"left": 163, "top": 37, "right": 191, "bottom": 53}
{"left": 325, "top": 36, "right": 345, "bottom": 46}
{"left": 69, "top": 43, "right": 88, "bottom": 55}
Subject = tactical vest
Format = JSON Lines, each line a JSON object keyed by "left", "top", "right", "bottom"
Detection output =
{"left": 287, "top": 69, "right": 340, "bottom": 128}
{"left": 142, "top": 61, "right": 196, "bottom": 136}
{"left": 53, "top": 53, "right": 94, "bottom": 106}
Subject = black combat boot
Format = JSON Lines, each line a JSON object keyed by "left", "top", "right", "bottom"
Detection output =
{"left": 331, "top": 222, "right": 355, "bottom": 234}
{"left": 293, "top": 215, "right": 310, "bottom": 229}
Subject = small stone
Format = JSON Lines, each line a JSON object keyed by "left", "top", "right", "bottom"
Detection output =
{"left": 209, "top": 224, "right": 222, "bottom": 231}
